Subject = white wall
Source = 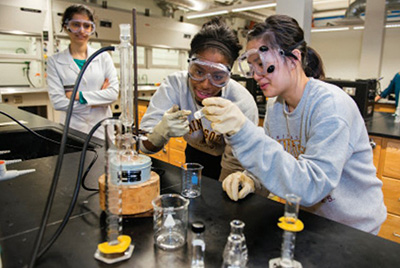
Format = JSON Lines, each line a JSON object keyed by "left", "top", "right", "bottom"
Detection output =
{"left": 311, "top": 26, "right": 400, "bottom": 91}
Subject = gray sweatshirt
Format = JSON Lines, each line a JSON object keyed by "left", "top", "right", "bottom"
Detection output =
{"left": 227, "top": 78, "right": 387, "bottom": 234}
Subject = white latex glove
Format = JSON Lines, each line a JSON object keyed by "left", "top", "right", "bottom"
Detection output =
{"left": 147, "top": 105, "right": 191, "bottom": 148}
{"left": 222, "top": 171, "right": 255, "bottom": 201}
{"left": 202, "top": 97, "right": 246, "bottom": 136}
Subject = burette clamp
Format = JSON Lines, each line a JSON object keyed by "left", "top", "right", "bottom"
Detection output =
{"left": 277, "top": 217, "right": 304, "bottom": 232}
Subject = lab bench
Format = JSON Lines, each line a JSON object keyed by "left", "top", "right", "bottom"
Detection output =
{"left": 1, "top": 104, "right": 400, "bottom": 267}
{"left": 365, "top": 112, "right": 400, "bottom": 243}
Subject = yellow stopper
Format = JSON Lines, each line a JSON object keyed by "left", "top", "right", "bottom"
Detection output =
{"left": 98, "top": 235, "right": 131, "bottom": 254}
{"left": 277, "top": 216, "right": 304, "bottom": 232}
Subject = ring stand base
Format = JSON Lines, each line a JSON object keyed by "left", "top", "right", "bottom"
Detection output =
{"left": 269, "top": 257, "right": 302, "bottom": 268}
{"left": 94, "top": 244, "right": 134, "bottom": 264}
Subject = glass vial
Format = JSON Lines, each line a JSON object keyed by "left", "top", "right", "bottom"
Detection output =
{"left": 191, "top": 222, "right": 206, "bottom": 268}
{"left": 222, "top": 219, "right": 248, "bottom": 268}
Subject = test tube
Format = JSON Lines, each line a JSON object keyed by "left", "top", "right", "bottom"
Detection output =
{"left": 194, "top": 108, "right": 205, "bottom": 120}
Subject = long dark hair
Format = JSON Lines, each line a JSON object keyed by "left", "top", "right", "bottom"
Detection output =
{"left": 190, "top": 17, "right": 242, "bottom": 67}
{"left": 248, "top": 15, "right": 323, "bottom": 78}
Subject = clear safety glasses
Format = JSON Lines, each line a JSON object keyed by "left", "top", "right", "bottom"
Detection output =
{"left": 238, "top": 46, "right": 278, "bottom": 78}
{"left": 65, "top": 19, "right": 96, "bottom": 35}
{"left": 188, "top": 57, "right": 231, "bottom": 88}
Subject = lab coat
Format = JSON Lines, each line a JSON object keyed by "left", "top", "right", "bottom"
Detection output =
{"left": 47, "top": 45, "right": 119, "bottom": 139}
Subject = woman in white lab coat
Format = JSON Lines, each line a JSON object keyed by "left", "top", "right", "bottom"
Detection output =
{"left": 47, "top": 4, "right": 118, "bottom": 139}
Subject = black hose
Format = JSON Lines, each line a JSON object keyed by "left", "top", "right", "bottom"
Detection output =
{"left": 28, "top": 46, "right": 115, "bottom": 268}
{"left": 24, "top": 62, "right": 36, "bottom": 88}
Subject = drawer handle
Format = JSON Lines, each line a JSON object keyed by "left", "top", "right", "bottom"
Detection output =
{"left": 394, "top": 232, "right": 400, "bottom": 238}
{"left": 369, "top": 138, "right": 376, "bottom": 149}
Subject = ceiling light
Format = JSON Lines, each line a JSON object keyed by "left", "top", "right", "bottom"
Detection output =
{"left": 311, "top": 27, "right": 349, "bottom": 32}
{"left": 385, "top": 24, "right": 400, "bottom": 28}
{"left": 186, "top": 9, "right": 229, "bottom": 19}
{"left": 185, "top": 0, "right": 276, "bottom": 20}
{"left": 232, "top": 3, "right": 276, "bottom": 12}
{"left": 353, "top": 26, "right": 364, "bottom": 30}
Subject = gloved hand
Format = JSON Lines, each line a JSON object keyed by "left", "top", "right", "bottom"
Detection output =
{"left": 147, "top": 105, "right": 191, "bottom": 148}
{"left": 222, "top": 171, "right": 255, "bottom": 201}
{"left": 202, "top": 97, "right": 246, "bottom": 136}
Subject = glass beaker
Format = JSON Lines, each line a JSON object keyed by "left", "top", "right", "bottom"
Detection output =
{"left": 152, "top": 194, "right": 189, "bottom": 250}
{"left": 181, "top": 163, "right": 204, "bottom": 198}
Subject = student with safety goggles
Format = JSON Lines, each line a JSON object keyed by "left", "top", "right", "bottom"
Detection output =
{"left": 46, "top": 4, "right": 118, "bottom": 139}
{"left": 139, "top": 17, "right": 259, "bottom": 183}
{"left": 201, "top": 14, "right": 386, "bottom": 235}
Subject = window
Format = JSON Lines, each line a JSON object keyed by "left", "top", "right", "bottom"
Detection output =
{"left": 151, "top": 47, "right": 180, "bottom": 68}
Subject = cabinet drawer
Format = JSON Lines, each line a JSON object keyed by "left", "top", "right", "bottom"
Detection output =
{"left": 169, "top": 137, "right": 187, "bottom": 151}
{"left": 378, "top": 213, "right": 400, "bottom": 244}
{"left": 383, "top": 139, "right": 400, "bottom": 180}
{"left": 382, "top": 176, "right": 400, "bottom": 216}
{"left": 169, "top": 148, "right": 186, "bottom": 167}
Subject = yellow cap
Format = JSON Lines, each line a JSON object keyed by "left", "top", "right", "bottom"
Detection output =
{"left": 277, "top": 216, "right": 304, "bottom": 232}
{"left": 97, "top": 235, "right": 131, "bottom": 254}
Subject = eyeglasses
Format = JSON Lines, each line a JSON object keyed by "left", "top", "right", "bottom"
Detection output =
{"left": 65, "top": 19, "right": 95, "bottom": 35}
{"left": 188, "top": 57, "right": 231, "bottom": 88}
{"left": 238, "top": 46, "right": 278, "bottom": 78}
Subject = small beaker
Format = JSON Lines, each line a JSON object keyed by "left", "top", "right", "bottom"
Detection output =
{"left": 152, "top": 194, "right": 189, "bottom": 250}
{"left": 181, "top": 163, "right": 204, "bottom": 198}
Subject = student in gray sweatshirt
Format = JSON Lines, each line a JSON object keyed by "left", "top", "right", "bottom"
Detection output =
{"left": 202, "top": 14, "right": 386, "bottom": 234}
{"left": 139, "top": 18, "right": 258, "bottom": 180}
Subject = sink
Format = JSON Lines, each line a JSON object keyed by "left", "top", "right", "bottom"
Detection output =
{"left": 0, "top": 127, "right": 97, "bottom": 160}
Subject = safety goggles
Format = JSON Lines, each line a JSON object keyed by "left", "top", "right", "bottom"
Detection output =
{"left": 238, "top": 46, "right": 279, "bottom": 78}
{"left": 188, "top": 57, "right": 231, "bottom": 88}
{"left": 65, "top": 19, "right": 96, "bottom": 35}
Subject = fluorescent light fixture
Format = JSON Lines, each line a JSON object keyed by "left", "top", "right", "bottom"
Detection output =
{"left": 186, "top": 0, "right": 276, "bottom": 19}
{"left": 311, "top": 27, "right": 349, "bottom": 32}
{"left": 385, "top": 24, "right": 400, "bottom": 28}
{"left": 232, "top": 3, "right": 276, "bottom": 12}
{"left": 313, "top": 0, "right": 345, "bottom": 5}
{"left": 353, "top": 26, "right": 364, "bottom": 30}
{"left": 186, "top": 10, "right": 228, "bottom": 19}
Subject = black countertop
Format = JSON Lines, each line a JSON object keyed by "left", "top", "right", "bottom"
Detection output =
{"left": 1, "top": 104, "right": 400, "bottom": 268}
{"left": 365, "top": 112, "right": 400, "bottom": 139}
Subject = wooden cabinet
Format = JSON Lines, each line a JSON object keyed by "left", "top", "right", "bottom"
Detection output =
{"left": 371, "top": 136, "right": 400, "bottom": 243}
{"left": 138, "top": 101, "right": 186, "bottom": 167}
{"left": 169, "top": 137, "right": 186, "bottom": 167}
{"left": 138, "top": 100, "right": 149, "bottom": 123}
{"left": 374, "top": 103, "right": 396, "bottom": 114}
